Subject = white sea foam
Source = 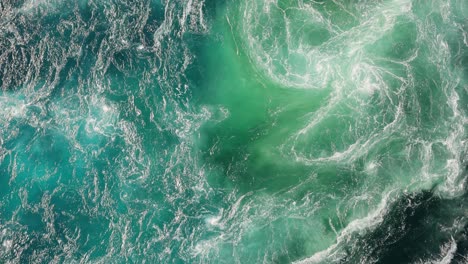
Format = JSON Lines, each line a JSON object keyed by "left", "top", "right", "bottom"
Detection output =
{"left": 294, "top": 190, "right": 395, "bottom": 264}
{"left": 415, "top": 238, "right": 458, "bottom": 264}
{"left": 241, "top": 0, "right": 412, "bottom": 89}
{"left": 0, "top": 95, "right": 28, "bottom": 120}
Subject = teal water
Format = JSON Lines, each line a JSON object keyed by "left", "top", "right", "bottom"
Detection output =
{"left": 0, "top": 0, "right": 467, "bottom": 263}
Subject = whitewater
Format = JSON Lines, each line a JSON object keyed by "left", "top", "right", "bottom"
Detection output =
{"left": 0, "top": 0, "right": 467, "bottom": 263}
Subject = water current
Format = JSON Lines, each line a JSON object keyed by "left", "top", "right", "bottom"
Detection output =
{"left": 0, "top": 0, "right": 467, "bottom": 263}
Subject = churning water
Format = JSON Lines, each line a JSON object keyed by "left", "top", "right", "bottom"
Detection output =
{"left": 0, "top": 0, "right": 467, "bottom": 263}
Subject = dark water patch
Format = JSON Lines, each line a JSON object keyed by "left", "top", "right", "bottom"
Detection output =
{"left": 343, "top": 190, "right": 468, "bottom": 263}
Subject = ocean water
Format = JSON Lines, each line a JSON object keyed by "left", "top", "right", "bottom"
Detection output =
{"left": 0, "top": 0, "right": 467, "bottom": 263}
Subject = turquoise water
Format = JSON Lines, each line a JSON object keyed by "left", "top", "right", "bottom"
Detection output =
{"left": 0, "top": 0, "right": 467, "bottom": 263}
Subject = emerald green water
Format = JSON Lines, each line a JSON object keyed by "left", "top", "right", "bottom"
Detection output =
{"left": 0, "top": 0, "right": 467, "bottom": 263}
